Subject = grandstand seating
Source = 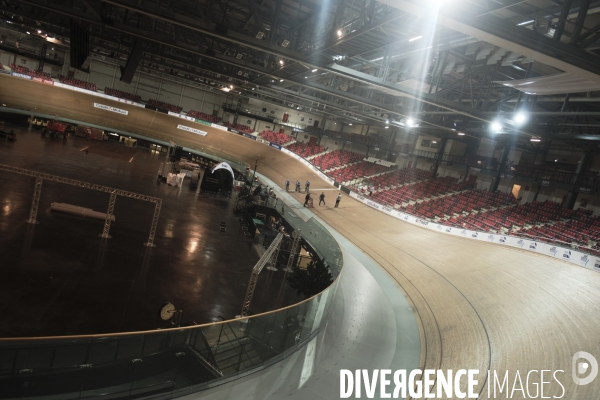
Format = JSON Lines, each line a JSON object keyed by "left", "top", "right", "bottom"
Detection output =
{"left": 401, "top": 186, "right": 512, "bottom": 219}
{"left": 10, "top": 64, "right": 52, "bottom": 80}
{"left": 517, "top": 208, "right": 594, "bottom": 244}
{"left": 374, "top": 176, "right": 477, "bottom": 209}
{"left": 104, "top": 87, "right": 141, "bottom": 102}
{"left": 222, "top": 122, "right": 253, "bottom": 134}
{"left": 147, "top": 99, "right": 182, "bottom": 113}
{"left": 286, "top": 142, "right": 325, "bottom": 158}
{"left": 186, "top": 110, "right": 221, "bottom": 123}
{"left": 58, "top": 75, "right": 97, "bottom": 91}
{"left": 356, "top": 168, "right": 431, "bottom": 190}
{"left": 448, "top": 200, "right": 582, "bottom": 232}
{"left": 258, "top": 130, "right": 294, "bottom": 145}
{"left": 312, "top": 149, "right": 364, "bottom": 170}
{"left": 328, "top": 161, "right": 389, "bottom": 183}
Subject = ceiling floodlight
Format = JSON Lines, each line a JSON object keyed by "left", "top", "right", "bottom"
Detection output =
{"left": 409, "top": 35, "right": 423, "bottom": 42}
{"left": 312, "top": 68, "right": 317, "bottom": 72}
{"left": 530, "top": 137, "right": 541, "bottom": 142}
{"left": 457, "top": 132, "right": 465, "bottom": 136}
{"left": 491, "top": 121, "right": 503, "bottom": 133}
{"left": 514, "top": 112, "right": 527, "bottom": 125}
{"left": 337, "top": 30, "right": 343, "bottom": 37}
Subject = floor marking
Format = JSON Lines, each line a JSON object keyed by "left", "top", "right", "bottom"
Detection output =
{"left": 129, "top": 155, "right": 135, "bottom": 163}
{"left": 79, "top": 146, "right": 89, "bottom": 152}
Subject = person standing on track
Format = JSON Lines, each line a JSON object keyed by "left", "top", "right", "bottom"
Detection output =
{"left": 304, "top": 193, "right": 312, "bottom": 207}
{"left": 285, "top": 179, "right": 290, "bottom": 191}
{"left": 305, "top": 180, "right": 310, "bottom": 193}
{"left": 319, "top": 192, "right": 326, "bottom": 206}
{"left": 295, "top": 180, "right": 301, "bottom": 192}
{"left": 335, "top": 193, "right": 342, "bottom": 208}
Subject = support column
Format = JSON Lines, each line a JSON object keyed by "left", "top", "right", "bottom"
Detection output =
{"left": 111, "top": 65, "right": 117, "bottom": 89}
{"left": 100, "top": 191, "right": 117, "bottom": 239}
{"left": 134, "top": 74, "right": 140, "bottom": 94}
{"left": 565, "top": 151, "right": 594, "bottom": 209}
{"left": 432, "top": 135, "right": 448, "bottom": 178}
{"left": 157, "top": 78, "right": 163, "bottom": 98}
{"left": 200, "top": 91, "right": 206, "bottom": 112}
{"left": 178, "top": 85, "right": 184, "bottom": 107}
{"left": 489, "top": 140, "right": 512, "bottom": 192}
{"left": 39, "top": 43, "right": 47, "bottom": 71}
{"left": 514, "top": 63, "right": 534, "bottom": 111}
{"left": 571, "top": 0, "right": 592, "bottom": 43}
{"left": 27, "top": 177, "right": 43, "bottom": 224}
{"left": 318, "top": 116, "right": 326, "bottom": 145}
{"left": 554, "top": 0, "right": 573, "bottom": 41}
{"left": 233, "top": 97, "right": 242, "bottom": 125}
{"left": 535, "top": 140, "right": 552, "bottom": 165}
{"left": 532, "top": 184, "right": 542, "bottom": 202}
{"left": 433, "top": 51, "right": 449, "bottom": 99}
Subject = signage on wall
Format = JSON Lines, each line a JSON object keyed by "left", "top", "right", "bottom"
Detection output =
{"left": 93, "top": 103, "right": 129, "bottom": 115}
{"left": 177, "top": 124, "right": 207, "bottom": 136}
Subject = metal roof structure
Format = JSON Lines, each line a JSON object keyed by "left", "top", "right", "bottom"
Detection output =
{"left": 4, "top": 0, "right": 600, "bottom": 150}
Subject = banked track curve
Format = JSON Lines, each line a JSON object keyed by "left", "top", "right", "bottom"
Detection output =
{"left": 1, "top": 75, "right": 600, "bottom": 399}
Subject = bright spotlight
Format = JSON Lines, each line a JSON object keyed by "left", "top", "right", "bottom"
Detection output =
{"left": 491, "top": 121, "right": 502, "bottom": 132}
{"left": 457, "top": 132, "right": 465, "bottom": 136}
{"left": 385, "top": 126, "right": 389, "bottom": 129}
{"left": 530, "top": 137, "right": 541, "bottom": 142}
{"left": 349, "top": 123, "right": 352, "bottom": 126}
{"left": 280, "top": 79, "right": 284, "bottom": 82}
{"left": 312, "top": 68, "right": 317, "bottom": 72}
{"left": 409, "top": 36, "right": 423, "bottom": 42}
{"left": 337, "top": 30, "right": 343, "bottom": 37}
{"left": 406, "top": 118, "right": 415, "bottom": 127}
{"left": 514, "top": 112, "right": 527, "bottom": 125}
{"left": 279, "top": 60, "right": 284, "bottom": 65}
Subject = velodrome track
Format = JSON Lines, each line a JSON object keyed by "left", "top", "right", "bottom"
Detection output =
{"left": 1, "top": 75, "right": 600, "bottom": 399}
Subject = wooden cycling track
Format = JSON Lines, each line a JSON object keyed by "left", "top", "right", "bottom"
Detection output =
{"left": 1, "top": 75, "right": 599, "bottom": 399}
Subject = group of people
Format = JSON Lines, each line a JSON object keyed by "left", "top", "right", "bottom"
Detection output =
{"left": 303, "top": 191, "right": 342, "bottom": 208}
{"left": 282, "top": 179, "right": 343, "bottom": 207}
{"left": 286, "top": 179, "right": 312, "bottom": 193}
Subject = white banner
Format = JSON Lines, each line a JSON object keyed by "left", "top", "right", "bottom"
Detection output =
{"left": 211, "top": 123, "right": 229, "bottom": 131}
{"left": 177, "top": 124, "right": 207, "bottom": 136}
{"left": 347, "top": 190, "right": 600, "bottom": 273}
{"left": 11, "top": 72, "right": 32, "bottom": 80}
{"left": 94, "top": 103, "right": 129, "bottom": 115}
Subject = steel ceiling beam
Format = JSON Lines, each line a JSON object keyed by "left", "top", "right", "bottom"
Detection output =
{"left": 377, "top": 0, "right": 600, "bottom": 85}
{"left": 10, "top": 0, "right": 557, "bottom": 137}
{"left": 89, "top": 0, "right": 504, "bottom": 123}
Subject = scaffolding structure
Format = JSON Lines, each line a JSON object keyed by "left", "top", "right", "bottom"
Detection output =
{"left": 241, "top": 232, "right": 284, "bottom": 317}
{"left": 0, "top": 164, "right": 163, "bottom": 246}
{"left": 283, "top": 230, "right": 301, "bottom": 273}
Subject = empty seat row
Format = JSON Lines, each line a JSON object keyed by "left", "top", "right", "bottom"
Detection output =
{"left": 258, "top": 130, "right": 294, "bottom": 145}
